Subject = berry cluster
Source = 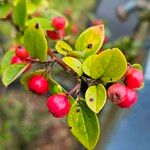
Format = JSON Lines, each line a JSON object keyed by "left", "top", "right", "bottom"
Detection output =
{"left": 107, "top": 66, "right": 144, "bottom": 108}
{"left": 11, "top": 46, "right": 31, "bottom": 71}
{"left": 11, "top": 46, "right": 29, "bottom": 64}
{"left": 46, "top": 16, "right": 66, "bottom": 40}
{"left": 28, "top": 75, "right": 70, "bottom": 118}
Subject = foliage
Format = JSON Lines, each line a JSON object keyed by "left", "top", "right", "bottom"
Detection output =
{"left": 0, "top": 0, "right": 144, "bottom": 149}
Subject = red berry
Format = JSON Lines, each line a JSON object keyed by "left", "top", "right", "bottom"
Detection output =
{"left": 28, "top": 75, "right": 49, "bottom": 95}
{"left": 125, "top": 68, "right": 144, "bottom": 89}
{"left": 52, "top": 16, "right": 65, "bottom": 30}
{"left": 46, "top": 94, "right": 70, "bottom": 118}
{"left": 46, "top": 29, "right": 65, "bottom": 40}
{"left": 11, "top": 55, "right": 23, "bottom": 64}
{"left": 118, "top": 87, "right": 138, "bottom": 108}
{"left": 107, "top": 83, "right": 127, "bottom": 104}
{"left": 15, "top": 46, "right": 29, "bottom": 60}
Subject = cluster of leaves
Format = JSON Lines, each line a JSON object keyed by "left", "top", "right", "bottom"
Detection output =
{"left": 0, "top": 0, "right": 144, "bottom": 149}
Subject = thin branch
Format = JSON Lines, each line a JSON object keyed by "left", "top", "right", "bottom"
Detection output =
{"left": 66, "top": 79, "right": 81, "bottom": 97}
{"left": 48, "top": 49, "right": 78, "bottom": 76}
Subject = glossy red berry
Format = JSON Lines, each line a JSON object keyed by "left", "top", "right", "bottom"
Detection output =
{"left": 15, "top": 46, "right": 29, "bottom": 60}
{"left": 46, "top": 29, "right": 65, "bottom": 40}
{"left": 11, "top": 55, "right": 23, "bottom": 64}
{"left": 125, "top": 68, "right": 144, "bottom": 89}
{"left": 107, "top": 83, "right": 127, "bottom": 104}
{"left": 52, "top": 16, "right": 65, "bottom": 30}
{"left": 46, "top": 94, "right": 70, "bottom": 118}
{"left": 118, "top": 87, "right": 138, "bottom": 108}
{"left": 28, "top": 75, "right": 49, "bottom": 95}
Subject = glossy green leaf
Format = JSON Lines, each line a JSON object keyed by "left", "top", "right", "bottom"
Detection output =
{"left": 21, "top": 70, "right": 75, "bottom": 104}
{"left": 23, "top": 24, "right": 48, "bottom": 62}
{"left": 55, "top": 40, "right": 82, "bottom": 58}
{"left": 75, "top": 25, "right": 104, "bottom": 58}
{"left": 68, "top": 100, "right": 100, "bottom": 149}
{"left": 55, "top": 40, "right": 73, "bottom": 56}
{"left": 132, "top": 64, "right": 143, "bottom": 71}
{"left": 82, "top": 55, "right": 104, "bottom": 79}
{"left": 0, "top": 3, "right": 13, "bottom": 19}
{"left": 2, "top": 63, "right": 29, "bottom": 86}
{"left": 13, "top": 0, "right": 27, "bottom": 27}
{"left": 85, "top": 84, "right": 106, "bottom": 113}
{"left": 62, "top": 57, "right": 83, "bottom": 76}
{"left": 99, "top": 48, "right": 127, "bottom": 82}
{"left": 0, "top": 50, "right": 15, "bottom": 74}
{"left": 26, "top": 18, "right": 54, "bottom": 30}
{"left": 83, "top": 48, "right": 127, "bottom": 81}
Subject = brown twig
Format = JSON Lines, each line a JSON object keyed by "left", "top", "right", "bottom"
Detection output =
{"left": 66, "top": 79, "right": 81, "bottom": 98}
{"left": 47, "top": 49, "right": 78, "bottom": 76}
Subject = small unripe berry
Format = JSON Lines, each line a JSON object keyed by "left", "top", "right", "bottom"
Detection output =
{"left": 46, "top": 94, "right": 70, "bottom": 118}
{"left": 52, "top": 16, "right": 65, "bottom": 30}
{"left": 28, "top": 75, "right": 49, "bottom": 95}
{"left": 125, "top": 68, "right": 144, "bottom": 89}
{"left": 11, "top": 55, "right": 23, "bottom": 64}
{"left": 107, "top": 83, "right": 126, "bottom": 104}
{"left": 15, "top": 46, "right": 29, "bottom": 60}
{"left": 46, "top": 29, "right": 65, "bottom": 40}
{"left": 118, "top": 87, "right": 138, "bottom": 108}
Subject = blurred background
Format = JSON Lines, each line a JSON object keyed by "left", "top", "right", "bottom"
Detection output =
{"left": 0, "top": 0, "right": 150, "bottom": 149}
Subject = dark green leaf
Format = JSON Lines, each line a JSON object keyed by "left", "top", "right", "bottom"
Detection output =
{"left": 75, "top": 25, "right": 104, "bottom": 58}
{"left": 23, "top": 24, "right": 48, "bottom": 62}
{"left": 13, "top": 0, "right": 28, "bottom": 27}
{"left": 2, "top": 63, "right": 29, "bottom": 86}
{"left": 68, "top": 100, "right": 100, "bottom": 149}
{"left": 85, "top": 84, "right": 106, "bottom": 113}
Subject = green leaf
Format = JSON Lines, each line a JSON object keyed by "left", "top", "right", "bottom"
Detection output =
{"left": 75, "top": 25, "right": 104, "bottom": 58}
{"left": 0, "top": 3, "right": 13, "bottom": 19}
{"left": 55, "top": 40, "right": 82, "bottom": 58}
{"left": 68, "top": 100, "right": 100, "bottom": 149}
{"left": 99, "top": 48, "right": 127, "bottom": 82}
{"left": 62, "top": 57, "right": 83, "bottom": 76}
{"left": 55, "top": 40, "right": 73, "bottom": 56}
{"left": 31, "top": 0, "right": 42, "bottom": 5}
{"left": 0, "top": 50, "right": 15, "bottom": 74}
{"left": 2, "top": 63, "right": 29, "bottom": 86}
{"left": 26, "top": 18, "right": 54, "bottom": 30}
{"left": 85, "top": 84, "right": 106, "bottom": 113}
{"left": 21, "top": 70, "right": 75, "bottom": 104}
{"left": 13, "top": 0, "right": 28, "bottom": 27}
{"left": 23, "top": 24, "right": 48, "bottom": 62}
{"left": 82, "top": 55, "right": 104, "bottom": 79}
{"left": 132, "top": 64, "right": 143, "bottom": 71}
{"left": 82, "top": 48, "right": 127, "bottom": 81}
